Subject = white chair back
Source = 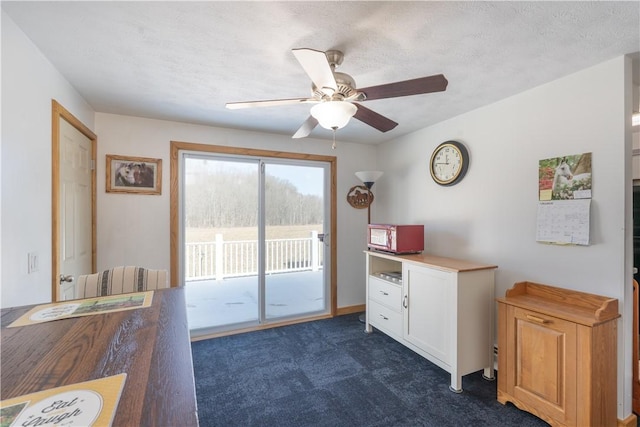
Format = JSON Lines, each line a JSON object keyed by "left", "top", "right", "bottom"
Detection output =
{"left": 76, "top": 266, "right": 168, "bottom": 298}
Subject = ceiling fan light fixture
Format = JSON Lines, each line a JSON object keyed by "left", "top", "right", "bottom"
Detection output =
{"left": 310, "top": 101, "right": 357, "bottom": 130}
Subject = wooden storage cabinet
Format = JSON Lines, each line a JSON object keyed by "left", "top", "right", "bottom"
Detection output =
{"left": 633, "top": 280, "right": 639, "bottom": 415}
{"left": 365, "top": 251, "right": 497, "bottom": 392}
{"left": 497, "top": 282, "right": 619, "bottom": 427}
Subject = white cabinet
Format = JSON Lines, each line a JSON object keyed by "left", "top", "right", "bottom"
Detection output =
{"left": 365, "top": 251, "right": 497, "bottom": 392}
{"left": 368, "top": 276, "right": 403, "bottom": 336}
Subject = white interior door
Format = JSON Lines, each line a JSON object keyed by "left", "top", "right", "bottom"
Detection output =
{"left": 58, "top": 118, "right": 93, "bottom": 300}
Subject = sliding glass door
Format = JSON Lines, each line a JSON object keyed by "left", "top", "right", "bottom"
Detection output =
{"left": 264, "top": 162, "right": 326, "bottom": 320}
{"left": 184, "top": 156, "right": 260, "bottom": 329}
{"left": 182, "top": 152, "right": 329, "bottom": 335}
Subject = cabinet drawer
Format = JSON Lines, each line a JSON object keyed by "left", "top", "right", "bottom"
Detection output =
{"left": 368, "top": 300, "right": 403, "bottom": 337}
{"left": 369, "top": 276, "right": 402, "bottom": 310}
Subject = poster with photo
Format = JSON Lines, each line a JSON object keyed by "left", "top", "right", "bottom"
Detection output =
{"left": 538, "top": 152, "right": 592, "bottom": 201}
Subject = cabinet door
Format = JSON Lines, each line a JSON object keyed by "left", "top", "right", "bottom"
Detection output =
{"left": 508, "top": 307, "right": 577, "bottom": 425}
{"left": 403, "top": 264, "right": 451, "bottom": 364}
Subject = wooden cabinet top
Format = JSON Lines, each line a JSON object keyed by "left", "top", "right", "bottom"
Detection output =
{"left": 365, "top": 250, "right": 498, "bottom": 273}
{"left": 496, "top": 281, "right": 620, "bottom": 326}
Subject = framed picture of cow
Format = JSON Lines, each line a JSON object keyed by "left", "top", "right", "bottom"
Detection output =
{"left": 106, "top": 155, "right": 162, "bottom": 195}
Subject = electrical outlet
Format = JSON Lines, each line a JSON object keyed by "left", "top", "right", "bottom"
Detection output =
{"left": 27, "top": 252, "right": 39, "bottom": 274}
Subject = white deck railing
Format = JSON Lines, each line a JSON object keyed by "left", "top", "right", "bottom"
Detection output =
{"left": 186, "top": 231, "right": 324, "bottom": 280}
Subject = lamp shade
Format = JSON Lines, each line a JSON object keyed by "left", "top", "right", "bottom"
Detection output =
{"left": 310, "top": 101, "right": 357, "bottom": 130}
{"left": 355, "top": 171, "right": 383, "bottom": 187}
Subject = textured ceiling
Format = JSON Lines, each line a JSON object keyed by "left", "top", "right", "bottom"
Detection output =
{"left": 2, "top": 1, "right": 639, "bottom": 145}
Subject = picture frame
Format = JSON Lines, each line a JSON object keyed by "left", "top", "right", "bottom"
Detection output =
{"left": 106, "top": 155, "right": 162, "bottom": 195}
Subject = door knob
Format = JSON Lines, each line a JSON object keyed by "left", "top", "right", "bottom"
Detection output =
{"left": 59, "top": 274, "right": 74, "bottom": 284}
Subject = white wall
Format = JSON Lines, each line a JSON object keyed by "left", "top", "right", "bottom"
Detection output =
{"left": 632, "top": 84, "right": 640, "bottom": 177}
{"left": 94, "top": 113, "right": 377, "bottom": 309}
{"left": 377, "top": 56, "right": 632, "bottom": 419}
{"left": 1, "top": 11, "right": 95, "bottom": 308}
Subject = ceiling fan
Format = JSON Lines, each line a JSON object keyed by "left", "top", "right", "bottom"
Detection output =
{"left": 226, "top": 48, "right": 448, "bottom": 142}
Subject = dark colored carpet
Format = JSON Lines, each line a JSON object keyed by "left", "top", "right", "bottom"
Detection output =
{"left": 191, "top": 314, "right": 549, "bottom": 427}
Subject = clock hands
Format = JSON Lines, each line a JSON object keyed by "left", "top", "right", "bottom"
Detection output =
{"left": 435, "top": 154, "right": 450, "bottom": 166}
{"left": 435, "top": 156, "right": 449, "bottom": 166}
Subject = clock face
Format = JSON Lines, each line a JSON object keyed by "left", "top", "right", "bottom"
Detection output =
{"left": 429, "top": 141, "right": 469, "bottom": 186}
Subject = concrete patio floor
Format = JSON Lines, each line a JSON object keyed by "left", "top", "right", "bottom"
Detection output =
{"left": 185, "top": 270, "right": 325, "bottom": 332}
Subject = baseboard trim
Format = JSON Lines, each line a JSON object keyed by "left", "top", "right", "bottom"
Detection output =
{"left": 190, "top": 313, "right": 333, "bottom": 341}
{"left": 190, "top": 307, "right": 365, "bottom": 342}
{"left": 336, "top": 304, "right": 365, "bottom": 316}
{"left": 619, "top": 413, "right": 638, "bottom": 427}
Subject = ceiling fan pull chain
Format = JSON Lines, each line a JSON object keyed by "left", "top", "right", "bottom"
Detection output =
{"left": 332, "top": 127, "right": 337, "bottom": 150}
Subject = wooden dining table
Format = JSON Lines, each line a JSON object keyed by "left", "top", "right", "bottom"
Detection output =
{"left": 1, "top": 287, "right": 199, "bottom": 426}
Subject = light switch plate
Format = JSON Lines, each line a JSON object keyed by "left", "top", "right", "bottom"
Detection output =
{"left": 27, "top": 252, "right": 39, "bottom": 273}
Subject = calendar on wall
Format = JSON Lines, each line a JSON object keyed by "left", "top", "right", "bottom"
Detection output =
{"left": 536, "top": 197, "right": 590, "bottom": 246}
{"left": 536, "top": 152, "right": 592, "bottom": 246}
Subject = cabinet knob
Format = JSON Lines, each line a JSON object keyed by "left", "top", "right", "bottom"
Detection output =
{"left": 403, "top": 295, "right": 408, "bottom": 309}
{"left": 526, "top": 314, "right": 550, "bottom": 324}
{"left": 379, "top": 314, "right": 389, "bottom": 321}
{"left": 379, "top": 291, "right": 389, "bottom": 296}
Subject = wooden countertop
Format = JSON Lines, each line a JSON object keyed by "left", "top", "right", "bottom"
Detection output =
{"left": 1, "top": 287, "right": 199, "bottom": 426}
{"left": 496, "top": 281, "right": 620, "bottom": 326}
{"left": 365, "top": 250, "right": 498, "bottom": 273}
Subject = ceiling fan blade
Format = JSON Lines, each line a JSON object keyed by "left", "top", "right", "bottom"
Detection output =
{"left": 226, "top": 98, "right": 315, "bottom": 109}
{"left": 292, "top": 116, "right": 319, "bottom": 139}
{"left": 359, "top": 74, "right": 448, "bottom": 101}
{"left": 292, "top": 48, "right": 337, "bottom": 95}
{"left": 353, "top": 103, "right": 398, "bottom": 133}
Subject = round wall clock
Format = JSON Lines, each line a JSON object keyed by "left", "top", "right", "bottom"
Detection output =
{"left": 429, "top": 140, "right": 470, "bottom": 186}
